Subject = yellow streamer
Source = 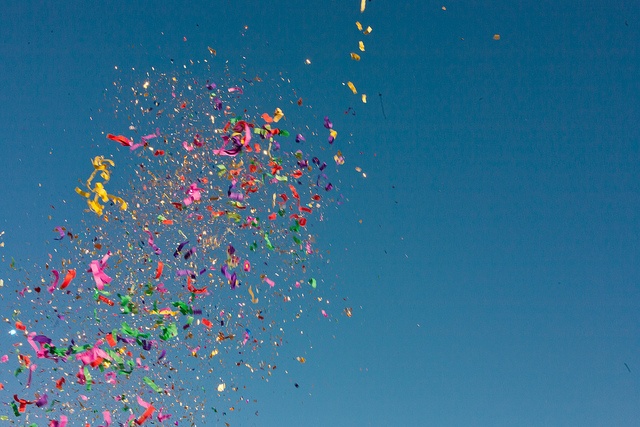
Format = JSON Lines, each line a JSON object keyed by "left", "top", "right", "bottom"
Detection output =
{"left": 75, "top": 156, "right": 127, "bottom": 216}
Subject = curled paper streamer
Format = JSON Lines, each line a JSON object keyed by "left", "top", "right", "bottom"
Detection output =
{"left": 75, "top": 156, "right": 127, "bottom": 216}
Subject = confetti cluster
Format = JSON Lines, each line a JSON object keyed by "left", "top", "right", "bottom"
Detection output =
{"left": 0, "top": 55, "right": 351, "bottom": 426}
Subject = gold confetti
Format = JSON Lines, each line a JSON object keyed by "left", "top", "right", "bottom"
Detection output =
{"left": 359, "top": 41, "right": 365, "bottom": 51}
{"left": 248, "top": 285, "right": 259, "bottom": 304}
{"left": 360, "top": 0, "right": 366, "bottom": 13}
{"left": 355, "top": 21, "right": 363, "bottom": 31}
{"left": 208, "top": 46, "right": 217, "bottom": 55}
{"left": 493, "top": 34, "right": 500, "bottom": 40}
{"left": 347, "top": 81, "right": 357, "bottom": 94}
{"left": 361, "top": 94, "right": 367, "bottom": 103}
{"left": 344, "top": 307, "right": 353, "bottom": 317}
{"left": 304, "top": 58, "right": 312, "bottom": 64}
{"left": 296, "top": 356, "right": 306, "bottom": 363}
{"left": 350, "top": 52, "right": 361, "bottom": 61}
{"left": 273, "top": 107, "right": 284, "bottom": 122}
{"left": 364, "top": 26, "right": 373, "bottom": 35}
{"left": 217, "top": 383, "right": 226, "bottom": 392}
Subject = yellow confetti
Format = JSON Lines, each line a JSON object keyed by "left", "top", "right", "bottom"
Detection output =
{"left": 493, "top": 34, "right": 500, "bottom": 40}
{"left": 359, "top": 41, "right": 365, "bottom": 51}
{"left": 360, "top": 0, "right": 366, "bottom": 13}
{"left": 347, "top": 81, "right": 357, "bottom": 94}
{"left": 350, "top": 52, "right": 361, "bottom": 61}
{"left": 75, "top": 156, "right": 127, "bottom": 216}
{"left": 217, "top": 383, "right": 225, "bottom": 392}
{"left": 364, "top": 26, "right": 373, "bottom": 35}
{"left": 248, "top": 285, "right": 259, "bottom": 304}
{"left": 355, "top": 21, "right": 363, "bottom": 31}
{"left": 361, "top": 94, "right": 367, "bottom": 103}
{"left": 273, "top": 107, "right": 284, "bottom": 123}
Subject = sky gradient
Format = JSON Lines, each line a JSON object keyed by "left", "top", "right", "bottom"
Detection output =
{"left": 1, "top": 1, "right": 639, "bottom": 426}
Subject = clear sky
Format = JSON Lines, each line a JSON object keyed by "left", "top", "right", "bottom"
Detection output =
{"left": 1, "top": 1, "right": 639, "bottom": 426}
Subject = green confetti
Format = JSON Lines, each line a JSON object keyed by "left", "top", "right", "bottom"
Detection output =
{"left": 160, "top": 323, "right": 178, "bottom": 341}
{"left": 143, "top": 376, "right": 163, "bottom": 393}
{"left": 264, "top": 233, "right": 274, "bottom": 250}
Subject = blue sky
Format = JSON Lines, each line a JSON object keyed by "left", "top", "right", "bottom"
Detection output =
{"left": 1, "top": 1, "right": 639, "bottom": 426}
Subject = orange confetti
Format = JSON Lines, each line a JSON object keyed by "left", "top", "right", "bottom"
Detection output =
{"left": 98, "top": 295, "right": 114, "bottom": 306}
{"left": 55, "top": 377, "right": 66, "bottom": 390}
{"left": 105, "top": 333, "right": 117, "bottom": 347}
{"left": 135, "top": 405, "right": 155, "bottom": 425}
{"left": 154, "top": 261, "right": 164, "bottom": 279}
{"left": 59, "top": 269, "right": 76, "bottom": 290}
